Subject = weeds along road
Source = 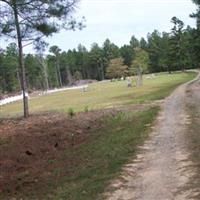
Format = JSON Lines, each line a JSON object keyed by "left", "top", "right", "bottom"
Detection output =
{"left": 104, "top": 73, "right": 200, "bottom": 200}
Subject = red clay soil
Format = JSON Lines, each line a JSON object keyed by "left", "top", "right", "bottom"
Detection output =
{"left": 0, "top": 105, "right": 149, "bottom": 199}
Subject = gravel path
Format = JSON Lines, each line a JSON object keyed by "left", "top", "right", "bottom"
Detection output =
{"left": 104, "top": 75, "right": 199, "bottom": 200}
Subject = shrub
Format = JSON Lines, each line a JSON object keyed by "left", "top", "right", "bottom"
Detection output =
{"left": 84, "top": 106, "right": 89, "bottom": 113}
{"left": 67, "top": 107, "right": 75, "bottom": 118}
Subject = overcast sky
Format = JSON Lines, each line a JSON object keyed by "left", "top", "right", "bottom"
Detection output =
{"left": 0, "top": 0, "right": 197, "bottom": 53}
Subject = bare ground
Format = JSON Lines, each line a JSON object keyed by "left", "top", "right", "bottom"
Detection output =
{"left": 104, "top": 74, "right": 200, "bottom": 200}
{"left": 0, "top": 104, "right": 151, "bottom": 199}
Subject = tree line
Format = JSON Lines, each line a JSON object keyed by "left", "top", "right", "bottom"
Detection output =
{"left": 1, "top": 15, "right": 199, "bottom": 95}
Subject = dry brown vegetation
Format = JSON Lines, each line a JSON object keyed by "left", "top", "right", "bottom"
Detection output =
{"left": 0, "top": 104, "right": 152, "bottom": 199}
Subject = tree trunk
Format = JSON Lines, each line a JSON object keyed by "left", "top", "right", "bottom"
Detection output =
{"left": 38, "top": 56, "right": 49, "bottom": 91}
{"left": 43, "top": 61, "right": 49, "bottom": 90}
{"left": 13, "top": 3, "right": 29, "bottom": 118}
{"left": 66, "top": 67, "right": 73, "bottom": 85}
{"left": 17, "top": 69, "right": 22, "bottom": 91}
{"left": 56, "top": 60, "right": 62, "bottom": 87}
{"left": 101, "top": 63, "right": 105, "bottom": 80}
{"left": 167, "top": 66, "right": 172, "bottom": 74}
{"left": 136, "top": 67, "right": 143, "bottom": 87}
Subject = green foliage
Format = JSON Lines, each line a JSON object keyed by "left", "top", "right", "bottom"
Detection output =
{"left": 49, "top": 45, "right": 63, "bottom": 87}
{"left": 131, "top": 48, "right": 149, "bottom": 74}
{"left": 147, "top": 30, "right": 164, "bottom": 72}
{"left": 190, "top": 1, "right": 200, "bottom": 68}
{"left": 169, "top": 17, "right": 185, "bottom": 71}
{"left": 84, "top": 106, "right": 89, "bottom": 113}
{"left": 192, "top": 0, "right": 200, "bottom": 4}
{"left": 140, "top": 37, "right": 148, "bottom": 49}
{"left": 103, "top": 39, "right": 120, "bottom": 60}
{"left": 120, "top": 45, "right": 135, "bottom": 67}
{"left": 48, "top": 159, "right": 56, "bottom": 164}
{"left": 0, "top": 43, "right": 20, "bottom": 93}
{"left": 130, "top": 35, "right": 140, "bottom": 48}
{"left": 0, "top": 0, "right": 83, "bottom": 46}
{"left": 191, "top": 0, "right": 200, "bottom": 28}
{"left": 49, "top": 46, "right": 61, "bottom": 56}
{"left": 67, "top": 107, "right": 75, "bottom": 118}
{"left": 89, "top": 43, "right": 107, "bottom": 80}
{"left": 25, "top": 54, "right": 45, "bottom": 90}
{"left": 74, "top": 71, "right": 82, "bottom": 80}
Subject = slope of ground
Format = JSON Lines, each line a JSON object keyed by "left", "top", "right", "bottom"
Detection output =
{"left": 0, "top": 105, "right": 158, "bottom": 199}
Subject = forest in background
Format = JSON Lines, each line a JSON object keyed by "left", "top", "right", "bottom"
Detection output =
{"left": 0, "top": 16, "right": 200, "bottom": 95}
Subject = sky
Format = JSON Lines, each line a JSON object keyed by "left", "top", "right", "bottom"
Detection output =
{"left": 0, "top": 0, "right": 197, "bottom": 53}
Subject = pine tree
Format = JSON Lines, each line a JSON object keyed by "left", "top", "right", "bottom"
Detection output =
{"left": 0, "top": 0, "right": 83, "bottom": 117}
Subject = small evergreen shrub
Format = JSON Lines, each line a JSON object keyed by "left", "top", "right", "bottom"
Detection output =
{"left": 84, "top": 106, "right": 89, "bottom": 113}
{"left": 67, "top": 107, "right": 75, "bottom": 118}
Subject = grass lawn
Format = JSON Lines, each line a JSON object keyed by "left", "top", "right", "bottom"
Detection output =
{"left": 0, "top": 72, "right": 196, "bottom": 118}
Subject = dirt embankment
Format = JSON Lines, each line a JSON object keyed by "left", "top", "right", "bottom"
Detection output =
{"left": 0, "top": 104, "right": 151, "bottom": 199}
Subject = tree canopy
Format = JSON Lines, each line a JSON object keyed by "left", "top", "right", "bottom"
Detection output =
{"left": 0, "top": 0, "right": 83, "bottom": 46}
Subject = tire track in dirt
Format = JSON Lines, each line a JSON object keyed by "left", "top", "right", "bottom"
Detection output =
{"left": 104, "top": 74, "right": 200, "bottom": 200}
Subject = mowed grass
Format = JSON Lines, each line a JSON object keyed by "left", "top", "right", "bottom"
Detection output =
{"left": 0, "top": 72, "right": 196, "bottom": 118}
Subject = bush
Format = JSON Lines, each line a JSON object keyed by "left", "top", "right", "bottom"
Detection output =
{"left": 67, "top": 107, "right": 75, "bottom": 118}
{"left": 84, "top": 106, "right": 89, "bottom": 113}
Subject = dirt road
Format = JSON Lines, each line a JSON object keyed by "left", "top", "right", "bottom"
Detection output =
{"left": 104, "top": 74, "right": 200, "bottom": 200}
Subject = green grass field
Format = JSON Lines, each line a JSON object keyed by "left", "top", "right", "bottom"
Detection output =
{"left": 1, "top": 72, "right": 196, "bottom": 118}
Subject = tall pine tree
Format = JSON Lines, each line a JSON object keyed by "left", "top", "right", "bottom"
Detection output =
{"left": 0, "top": 0, "right": 83, "bottom": 117}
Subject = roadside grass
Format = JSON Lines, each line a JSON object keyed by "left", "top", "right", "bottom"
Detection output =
{"left": 51, "top": 107, "right": 159, "bottom": 200}
{"left": 185, "top": 82, "right": 200, "bottom": 200}
{"left": 0, "top": 72, "right": 196, "bottom": 117}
